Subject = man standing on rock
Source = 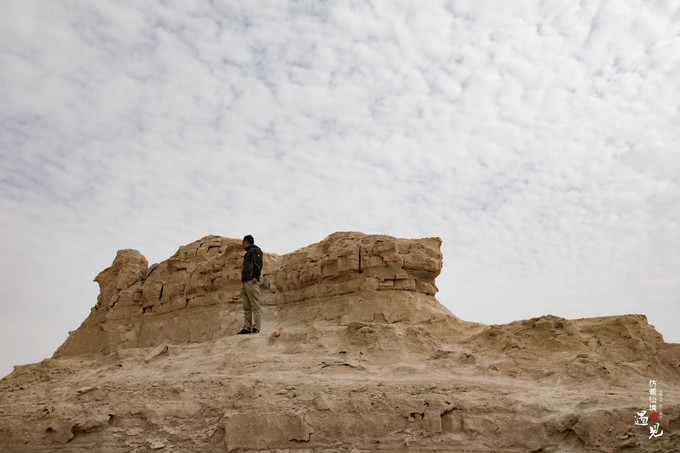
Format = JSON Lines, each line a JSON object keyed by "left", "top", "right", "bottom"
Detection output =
{"left": 238, "top": 235, "right": 263, "bottom": 334}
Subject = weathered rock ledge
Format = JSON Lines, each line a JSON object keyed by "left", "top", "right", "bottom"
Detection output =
{"left": 55, "top": 232, "right": 451, "bottom": 357}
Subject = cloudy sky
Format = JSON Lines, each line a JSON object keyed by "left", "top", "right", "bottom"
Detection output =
{"left": 1, "top": 0, "right": 679, "bottom": 377}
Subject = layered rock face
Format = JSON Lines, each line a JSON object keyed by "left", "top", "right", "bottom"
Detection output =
{"left": 55, "top": 232, "right": 450, "bottom": 357}
{"left": 1, "top": 232, "right": 679, "bottom": 452}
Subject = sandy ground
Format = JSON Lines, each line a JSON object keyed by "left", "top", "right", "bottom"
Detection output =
{"left": 1, "top": 314, "right": 678, "bottom": 452}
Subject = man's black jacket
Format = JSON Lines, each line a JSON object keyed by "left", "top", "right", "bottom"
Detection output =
{"left": 241, "top": 245, "right": 263, "bottom": 282}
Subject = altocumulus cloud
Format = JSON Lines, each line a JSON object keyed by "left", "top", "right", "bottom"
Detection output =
{"left": 1, "top": 0, "right": 679, "bottom": 376}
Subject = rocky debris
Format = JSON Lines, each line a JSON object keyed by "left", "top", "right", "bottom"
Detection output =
{"left": 42, "top": 410, "right": 114, "bottom": 444}
{"left": 143, "top": 342, "right": 169, "bottom": 363}
{"left": 0, "top": 232, "right": 678, "bottom": 451}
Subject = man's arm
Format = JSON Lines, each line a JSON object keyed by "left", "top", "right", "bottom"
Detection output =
{"left": 252, "top": 248, "right": 263, "bottom": 281}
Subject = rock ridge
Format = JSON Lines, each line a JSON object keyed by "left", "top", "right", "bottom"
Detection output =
{"left": 55, "top": 232, "right": 451, "bottom": 357}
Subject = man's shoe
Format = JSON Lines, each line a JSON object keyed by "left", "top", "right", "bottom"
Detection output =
{"left": 251, "top": 328, "right": 260, "bottom": 334}
{"left": 237, "top": 328, "right": 252, "bottom": 335}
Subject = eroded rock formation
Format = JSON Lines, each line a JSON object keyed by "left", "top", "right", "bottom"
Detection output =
{"left": 55, "top": 232, "right": 450, "bottom": 357}
{"left": 1, "top": 232, "right": 678, "bottom": 452}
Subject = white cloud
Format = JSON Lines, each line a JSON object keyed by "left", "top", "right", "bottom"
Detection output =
{"left": 1, "top": 0, "right": 680, "bottom": 377}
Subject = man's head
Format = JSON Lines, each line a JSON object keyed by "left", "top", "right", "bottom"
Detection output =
{"left": 242, "top": 235, "right": 254, "bottom": 249}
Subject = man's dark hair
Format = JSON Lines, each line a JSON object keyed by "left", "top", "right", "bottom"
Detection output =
{"left": 243, "top": 235, "right": 254, "bottom": 245}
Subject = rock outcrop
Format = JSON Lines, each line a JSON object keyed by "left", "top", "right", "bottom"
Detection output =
{"left": 0, "top": 232, "right": 678, "bottom": 452}
{"left": 54, "top": 232, "right": 450, "bottom": 357}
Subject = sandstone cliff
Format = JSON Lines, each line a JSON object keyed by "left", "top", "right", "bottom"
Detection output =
{"left": 0, "top": 232, "right": 678, "bottom": 452}
{"left": 54, "top": 232, "right": 449, "bottom": 357}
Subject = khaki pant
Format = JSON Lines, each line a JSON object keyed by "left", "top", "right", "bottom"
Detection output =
{"left": 240, "top": 281, "right": 262, "bottom": 330}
